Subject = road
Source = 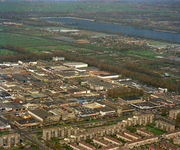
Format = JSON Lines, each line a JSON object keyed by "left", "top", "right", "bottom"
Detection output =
{"left": 0, "top": 116, "right": 47, "bottom": 150}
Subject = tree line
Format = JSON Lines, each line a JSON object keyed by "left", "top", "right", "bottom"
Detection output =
{"left": 107, "top": 87, "right": 144, "bottom": 98}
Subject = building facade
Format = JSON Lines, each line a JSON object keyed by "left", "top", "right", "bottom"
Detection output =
{"left": 0, "top": 133, "right": 20, "bottom": 148}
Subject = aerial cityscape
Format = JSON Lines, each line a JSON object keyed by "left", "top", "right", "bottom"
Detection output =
{"left": 1, "top": 0, "right": 180, "bottom": 150}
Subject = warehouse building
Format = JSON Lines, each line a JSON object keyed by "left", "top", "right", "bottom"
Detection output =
{"left": 63, "top": 62, "right": 88, "bottom": 68}
{"left": 27, "top": 109, "right": 60, "bottom": 124}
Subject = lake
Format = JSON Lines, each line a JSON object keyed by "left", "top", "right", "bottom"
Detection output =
{"left": 43, "top": 17, "right": 180, "bottom": 42}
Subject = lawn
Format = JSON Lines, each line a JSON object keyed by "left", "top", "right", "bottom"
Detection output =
{"left": 145, "top": 127, "right": 167, "bottom": 136}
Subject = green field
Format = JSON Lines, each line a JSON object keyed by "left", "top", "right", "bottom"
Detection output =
{"left": 0, "top": 1, "right": 141, "bottom": 12}
{"left": 145, "top": 127, "right": 167, "bottom": 136}
{"left": 0, "top": 33, "right": 58, "bottom": 48}
{"left": 126, "top": 50, "right": 172, "bottom": 58}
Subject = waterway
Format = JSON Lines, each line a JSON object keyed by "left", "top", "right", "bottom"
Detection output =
{"left": 43, "top": 17, "right": 180, "bottom": 42}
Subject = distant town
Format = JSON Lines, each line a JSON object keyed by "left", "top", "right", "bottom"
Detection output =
{"left": 0, "top": 57, "right": 179, "bottom": 150}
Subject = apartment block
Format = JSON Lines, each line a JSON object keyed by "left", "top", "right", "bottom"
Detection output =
{"left": 0, "top": 133, "right": 20, "bottom": 148}
{"left": 117, "top": 113, "right": 153, "bottom": 128}
{"left": 43, "top": 125, "right": 120, "bottom": 141}
{"left": 169, "top": 109, "right": 180, "bottom": 119}
{"left": 155, "top": 120, "right": 175, "bottom": 131}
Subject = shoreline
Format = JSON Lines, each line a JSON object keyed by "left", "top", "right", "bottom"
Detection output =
{"left": 154, "top": 29, "right": 178, "bottom": 34}
{"left": 40, "top": 17, "right": 95, "bottom": 22}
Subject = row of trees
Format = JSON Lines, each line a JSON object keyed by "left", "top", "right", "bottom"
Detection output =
{"left": 107, "top": 87, "right": 144, "bottom": 98}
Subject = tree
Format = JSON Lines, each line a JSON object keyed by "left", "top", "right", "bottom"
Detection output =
{"left": 161, "top": 107, "right": 167, "bottom": 116}
{"left": 78, "top": 77, "right": 81, "bottom": 85}
{"left": 175, "top": 113, "right": 180, "bottom": 127}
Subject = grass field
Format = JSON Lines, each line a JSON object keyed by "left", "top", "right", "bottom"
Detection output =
{"left": 145, "top": 127, "right": 167, "bottom": 136}
{"left": 0, "top": 33, "right": 59, "bottom": 48}
{"left": 126, "top": 50, "right": 172, "bottom": 58}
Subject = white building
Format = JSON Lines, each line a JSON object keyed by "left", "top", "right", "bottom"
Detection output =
{"left": 63, "top": 62, "right": 88, "bottom": 68}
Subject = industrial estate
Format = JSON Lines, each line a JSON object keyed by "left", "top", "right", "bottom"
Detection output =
{"left": 1, "top": 0, "right": 180, "bottom": 150}
{"left": 0, "top": 58, "right": 179, "bottom": 150}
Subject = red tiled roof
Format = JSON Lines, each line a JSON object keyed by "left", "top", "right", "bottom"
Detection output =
{"left": 79, "top": 141, "right": 95, "bottom": 149}
{"left": 93, "top": 137, "right": 109, "bottom": 146}
{"left": 116, "top": 132, "right": 134, "bottom": 141}
{"left": 104, "top": 135, "right": 123, "bottom": 145}
{"left": 124, "top": 130, "right": 142, "bottom": 139}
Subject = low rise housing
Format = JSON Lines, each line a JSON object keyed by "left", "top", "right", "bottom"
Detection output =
{"left": 124, "top": 130, "right": 141, "bottom": 140}
{"left": 79, "top": 141, "right": 96, "bottom": 150}
{"left": 104, "top": 135, "right": 123, "bottom": 146}
{"left": 69, "top": 143, "right": 86, "bottom": 150}
{"left": 161, "top": 142, "right": 180, "bottom": 150}
{"left": 162, "top": 129, "right": 180, "bottom": 139}
{"left": 116, "top": 132, "right": 134, "bottom": 141}
{"left": 98, "top": 145, "right": 119, "bottom": 150}
{"left": 137, "top": 128, "right": 154, "bottom": 137}
{"left": 93, "top": 137, "right": 110, "bottom": 147}
{"left": 125, "top": 136, "right": 159, "bottom": 149}
{"left": 149, "top": 144, "right": 164, "bottom": 150}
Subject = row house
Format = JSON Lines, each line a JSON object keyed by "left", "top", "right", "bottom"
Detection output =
{"left": 116, "top": 132, "right": 134, "bottom": 141}
{"left": 125, "top": 136, "right": 159, "bottom": 149}
{"left": 162, "top": 130, "right": 180, "bottom": 139}
{"left": 161, "top": 142, "right": 180, "bottom": 150}
{"left": 69, "top": 143, "right": 86, "bottom": 150}
{"left": 103, "top": 135, "right": 123, "bottom": 146}
{"left": 93, "top": 137, "right": 110, "bottom": 147}
{"left": 124, "top": 130, "right": 141, "bottom": 140}
{"left": 169, "top": 109, "right": 180, "bottom": 119}
{"left": 98, "top": 145, "right": 119, "bottom": 150}
{"left": 79, "top": 141, "right": 96, "bottom": 150}
{"left": 137, "top": 128, "right": 154, "bottom": 137}
{"left": 155, "top": 120, "right": 175, "bottom": 132}
{"left": 149, "top": 144, "right": 164, "bottom": 150}
{"left": 0, "top": 133, "right": 20, "bottom": 148}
